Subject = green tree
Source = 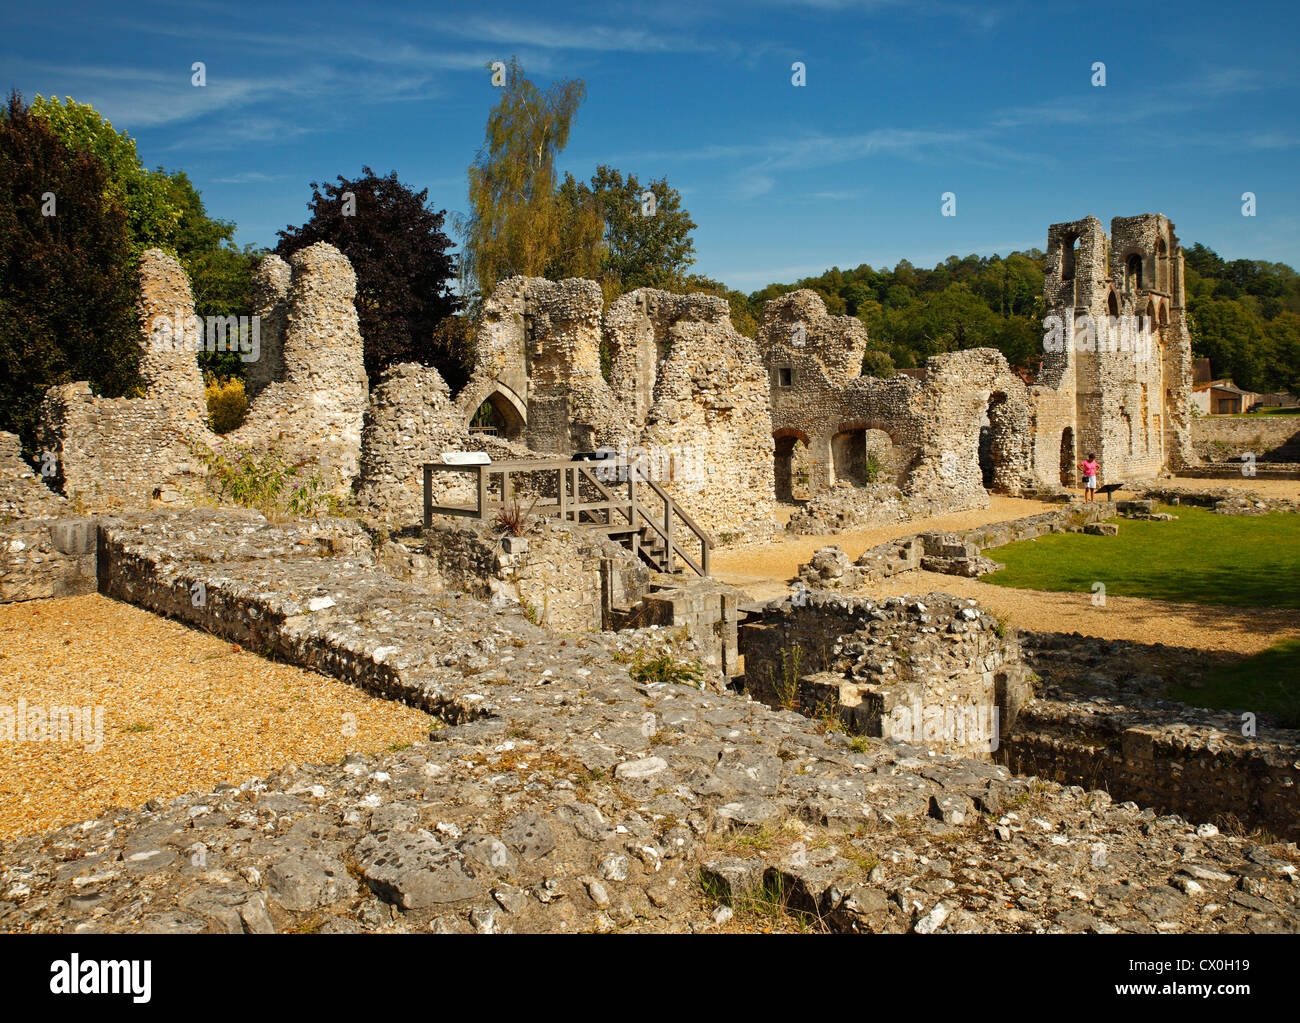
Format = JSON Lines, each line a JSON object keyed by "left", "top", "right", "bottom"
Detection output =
{"left": 30, "top": 97, "right": 259, "bottom": 380}
{"left": 458, "top": 57, "right": 586, "bottom": 305}
{"left": 0, "top": 92, "right": 139, "bottom": 447}
{"left": 29, "top": 95, "right": 181, "bottom": 253}
{"left": 550, "top": 171, "right": 605, "bottom": 281}
{"left": 587, "top": 165, "right": 697, "bottom": 292}
{"left": 277, "top": 167, "right": 461, "bottom": 386}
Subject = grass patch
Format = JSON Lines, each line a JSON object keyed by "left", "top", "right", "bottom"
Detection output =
{"left": 983, "top": 505, "right": 1300, "bottom": 608}
{"left": 628, "top": 650, "right": 703, "bottom": 688}
{"left": 1226, "top": 407, "right": 1300, "bottom": 416}
{"left": 1166, "top": 637, "right": 1300, "bottom": 729}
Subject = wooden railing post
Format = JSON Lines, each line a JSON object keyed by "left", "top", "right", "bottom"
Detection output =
{"left": 476, "top": 466, "right": 487, "bottom": 519}
{"left": 664, "top": 492, "right": 673, "bottom": 572}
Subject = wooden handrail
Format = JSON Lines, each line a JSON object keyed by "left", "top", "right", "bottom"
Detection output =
{"left": 422, "top": 458, "right": 713, "bottom": 576}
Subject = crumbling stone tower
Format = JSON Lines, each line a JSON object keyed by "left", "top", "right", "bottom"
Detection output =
{"left": 457, "top": 277, "right": 620, "bottom": 453}
{"left": 1038, "top": 213, "right": 1195, "bottom": 484}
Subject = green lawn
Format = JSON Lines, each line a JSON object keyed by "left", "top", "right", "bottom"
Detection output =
{"left": 983, "top": 505, "right": 1300, "bottom": 608}
{"left": 1166, "top": 638, "right": 1300, "bottom": 729}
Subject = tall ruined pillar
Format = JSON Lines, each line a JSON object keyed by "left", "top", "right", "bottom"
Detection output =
{"left": 136, "top": 248, "right": 208, "bottom": 426}
{"left": 245, "top": 253, "right": 290, "bottom": 398}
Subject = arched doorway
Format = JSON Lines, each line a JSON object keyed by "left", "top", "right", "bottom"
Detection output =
{"left": 831, "top": 428, "right": 868, "bottom": 486}
{"left": 470, "top": 390, "right": 526, "bottom": 441}
{"left": 773, "top": 429, "right": 811, "bottom": 502}
{"left": 979, "top": 392, "right": 1015, "bottom": 492}
{"left": 1059, "top": 427, "right": 1076, "bottom": 487}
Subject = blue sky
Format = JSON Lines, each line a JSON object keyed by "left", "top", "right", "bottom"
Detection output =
{"left": 6, "top": 0, "right": 1298, "bottom": 291}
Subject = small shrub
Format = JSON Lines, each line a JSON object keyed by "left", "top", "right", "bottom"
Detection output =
{"left": 204, "top": 375, "right": 247, "bottom": 434}
{"left": 772, "top": 644, "right": 803, "bottom": 711}
{"left": 629, "top": 649, "right": 703, "bottom": 688}
{"left": 495, "top": 495, "right": 540, "bottom": 537}
{"left": 190, "top": 441, "right": 339, "bottom": 519}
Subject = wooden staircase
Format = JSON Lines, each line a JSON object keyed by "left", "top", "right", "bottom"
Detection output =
{"left": 423, "top": 457, "right": 713, "bottom": 577}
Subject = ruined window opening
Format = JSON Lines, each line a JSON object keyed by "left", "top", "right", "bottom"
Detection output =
{"left": 1106, "top": 290, "right": 1119, "bottom": 317}
{"left": 774, "top": 433, "right": 811, "bottom": 502}
{"left": 1061, "top": 235, "right": 1078, "bottom": 281}
{"left": 831, "top": 428, "right": 870, "bottom": 487}
{"left": 778, "top": 367, "right": 793, "bottom": 388}
{"left": 1126, "top": 254, "right": 1143, "bottom": 291}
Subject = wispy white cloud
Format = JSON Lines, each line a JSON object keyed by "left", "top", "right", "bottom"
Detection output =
{"left": 413, "top": 14, "right": 713, "bottom": 54}
{"left": 208, "top": 171, "right": 294, "bottom": 185}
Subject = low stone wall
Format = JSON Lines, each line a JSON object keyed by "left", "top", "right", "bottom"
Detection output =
{"left": 798, "top": 502, "right": 1113, "bottom": 589}
{"left": 1133, "top": 484, "right": 1300, "bottom": 516}
{"left": 0, "top": 518, "right": 97, "bottom": 603}
{"left": 1001, "top": 701, "right": 1300, "bottom": 842}
{"left": 0, "top": 432, "right": 66, "bottom": 521}
{"left": 611, "top": 579, "right": 742, "bottom": 674}
{"left": 37, "top": 384, "right": 202, "bottom": 510}
{"left": 421, "top": 518, "right": 649, "bottom": 633}
{"left": 786, "top": 484, "right": 974, "bottom": 535}
{"left": 739, "top": 592, "right": 1034, "bottom": 756}
{"left": 1177, "top": 464, "right": 1300, "bottom": 480}
{"left": 1192, "top": 416, "right": 1300, "bottom": 463}
{"left": 95, "top": 510, "right": 488, "bottom": 721}
{"left": 1008, "top": 630, "right": 1300, "bottom": 841}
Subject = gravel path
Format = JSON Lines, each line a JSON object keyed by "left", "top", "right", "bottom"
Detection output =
{"left": 0, "top": 594, "right": 434, "bottom": 840}
{"left": 713, "top": 495, "right": 1060, "bottom": 596}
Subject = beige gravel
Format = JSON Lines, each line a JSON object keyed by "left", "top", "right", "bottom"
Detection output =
{"left": 713, "top": 495, "right": 1060, "bottom": 597}
{"left": 0, "top": 594, "right": 434, "bottom": 840}
{"left": 1157, "top": 475, "right": 1300, "bottom": 500}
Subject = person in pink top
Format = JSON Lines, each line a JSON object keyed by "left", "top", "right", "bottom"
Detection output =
{"left": 1078, "top": 454, "right": 1099, "bottom": 502}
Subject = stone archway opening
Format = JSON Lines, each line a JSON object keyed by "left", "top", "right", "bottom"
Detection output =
{"left": 1059, "top": 426, "right": 1076, "bottom": 487}
{"left": 1126, "top": 253, "right": 1144, "bottom": 291}
{"left": 774, "top": 429, "right": 811, "bottom": 503}
{"left": 831, "top": 428, "right": 868, "bottom": 486}
{"left": 470, "top": 390, "right": 526, "bottom": 441}
{"left": 978, "top": 391, "right": 1015, "bottom": 492}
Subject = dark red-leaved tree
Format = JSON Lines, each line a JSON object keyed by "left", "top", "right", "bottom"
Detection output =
{"left": 275, "top": 167, "right": 463, "bottom": 387}
{"left": 0, "top": 91, "right": 139, "bottom": 449}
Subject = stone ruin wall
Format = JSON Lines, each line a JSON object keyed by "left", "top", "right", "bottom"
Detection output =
{"left": 1, "top": 430, "right": 66, "bottom": 521}
{"left": 223, "top": 244, "right": 369, "bottom": 496}
{"left": 453, "top": 277, "right": 776, "bottom": 535}
{"left": 23, "top": 210, "right": 1198, "bottom": 540}
{"left": 1038, "top": 213, "right": 1196, "bottom": 485}
{"left": 0, "top": 433, "right": 97, "bottom": 602}
{"left": 632, "top": 296, "right": 776, "bottom": 535}
{"left": 355, "top": 362, "right": 539, "bottom": 530}
{"left": 762, "top": 293, "right": 1036, "bottom": 523}
{"left": 739, "top": 592, "right": 1035, "bottom": 758}
{"left": 766, "top": 212, "right": 1196, "bottom": 533}
{"left": 38, "top": 244, "right": 368, "bottom": 512}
